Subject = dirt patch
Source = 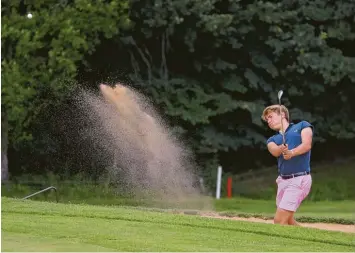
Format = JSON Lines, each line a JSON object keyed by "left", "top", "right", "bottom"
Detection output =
{"left": 197, "top": 212, "right": 355, "bottom": 234}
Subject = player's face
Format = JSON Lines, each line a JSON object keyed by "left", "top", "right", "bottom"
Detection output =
{"left": 265, "top": 112, "right": 281, "bottom": 131}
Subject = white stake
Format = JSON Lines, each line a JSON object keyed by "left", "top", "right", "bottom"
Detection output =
{"left": 216, "top": 166, "right": 222, "bottom": 199}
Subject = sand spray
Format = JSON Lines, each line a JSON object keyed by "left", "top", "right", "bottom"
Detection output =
{"left": 72, "top": 83, "right": 211, "bottom": 210}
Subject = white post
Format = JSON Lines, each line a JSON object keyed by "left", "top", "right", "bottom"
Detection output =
{"left": 216, "top": 165, "right": 222, "bottom": 199}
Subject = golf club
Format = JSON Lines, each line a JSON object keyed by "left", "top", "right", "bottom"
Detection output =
{"left": 277, "top": 90, "right": 286, "bottom": 145}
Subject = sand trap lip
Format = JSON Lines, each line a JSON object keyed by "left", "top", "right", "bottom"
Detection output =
{"left": 127, "top": 206, "right": 354, "bottom": 234}
{"left": 195, "top": 212, "right": 355, "bottom": 234}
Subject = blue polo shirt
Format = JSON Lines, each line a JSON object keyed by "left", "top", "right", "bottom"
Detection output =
{"left": 266, "top": 121, "right": 314, "bottom": 175}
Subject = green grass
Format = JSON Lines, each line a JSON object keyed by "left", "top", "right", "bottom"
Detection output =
{"left": 2, "top": 180, "right": 354, "bottom": 224}
{"left": 214, "top": 197, "right": 355, "bottom": 224}
{"left": 2, "top": 197, "right": 355, "bottom": 252}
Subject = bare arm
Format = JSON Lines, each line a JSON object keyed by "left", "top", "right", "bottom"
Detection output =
{"left": 290, "top": 127, "right": 313, "bottom": 156}
{"left": 267, "top": 142, "right": 285, "bottom": 157}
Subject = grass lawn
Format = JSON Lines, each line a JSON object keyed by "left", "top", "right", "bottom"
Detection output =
{"left": 213, "top": 197, "right": 355, "bottom": 223}
{"left": 2, "top": 197, "right": 354, "bottom": 252}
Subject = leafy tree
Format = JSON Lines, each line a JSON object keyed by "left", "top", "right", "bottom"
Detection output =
{"left": 1, "top": 0, "right": 130, "bottom": 179}
{"left": 121, "top": 0, "right": 355, "bottom": 178}
{"left": 2, "top": 0, "right": 355, "bottom": 190}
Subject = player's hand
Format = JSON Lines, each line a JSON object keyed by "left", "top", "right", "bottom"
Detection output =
{"left": 282, "top": 147, "right": 294, "bottom": 160}
{"left": 279, "top": 144, "right": 288, "bottom": 153}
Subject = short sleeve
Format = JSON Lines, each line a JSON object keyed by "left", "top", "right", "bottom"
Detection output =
{"left": 266, "top": 136, "right": 275, "bottom": 144}
{"left": 301, "top": 121, "right": 314, "bottom": 133}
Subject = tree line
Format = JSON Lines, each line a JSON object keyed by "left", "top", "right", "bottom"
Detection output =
{"left": 2, "top": 0, "right": 355, "bottom": 187}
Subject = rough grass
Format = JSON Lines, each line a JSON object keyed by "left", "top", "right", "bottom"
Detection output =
{"left": 2, "top": 197, "right": 355, "bottom": 252}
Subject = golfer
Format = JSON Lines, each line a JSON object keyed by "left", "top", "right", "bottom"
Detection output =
{"left": 262, "top": 105, "right": 313, "bottom": 226}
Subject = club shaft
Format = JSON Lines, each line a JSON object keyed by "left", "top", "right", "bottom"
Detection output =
{"left": 279, "top": 100, "right": 285, "bottom": 144}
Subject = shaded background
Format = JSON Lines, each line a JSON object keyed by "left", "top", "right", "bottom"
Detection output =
{"left": 2, "top": 0, "right": 355, "bottom": 197}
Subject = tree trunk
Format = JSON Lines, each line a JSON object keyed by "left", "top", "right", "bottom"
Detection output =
{"left": 2, "top": 110, "right": 9, "bottom": 182}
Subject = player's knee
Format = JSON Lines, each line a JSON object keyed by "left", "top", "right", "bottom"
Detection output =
{"left": 274, "top": 213, "right": 289, "bottom": 225}
{"left": 274, "top": 216, "right": 281, "bottom": 224}
{"left": 274, "top": 208, "right": 293, "bottom": 225}
{"left": 274, "top": 216, "right": 288, "bottom": 225}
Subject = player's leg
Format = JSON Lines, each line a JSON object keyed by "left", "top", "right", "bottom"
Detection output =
{"left": 274, "top": 207, "right": 294, "bottom": 225}
{"left": 274, "top": 177, "right": 290, "bottom": 224}
{"left": 288, "top": 213, "right": 301, "bottom": 226}
{"left": 287, "top": 175, "right": 312, "bottom": 225}
{"left": 277, "top": 175, "right": 312, "bottom": 225}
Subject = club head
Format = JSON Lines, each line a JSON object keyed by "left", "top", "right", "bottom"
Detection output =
{"left": 277, "top": 90, "right": 284, "bottom": 101}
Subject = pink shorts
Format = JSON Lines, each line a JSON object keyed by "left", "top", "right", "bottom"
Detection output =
{"left": 276, "top": 174, "right": 312, "bottom": 212}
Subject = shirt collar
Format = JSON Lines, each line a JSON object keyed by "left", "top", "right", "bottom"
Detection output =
{"left": 279, "top": 122, "right": 294, "bottom": 134}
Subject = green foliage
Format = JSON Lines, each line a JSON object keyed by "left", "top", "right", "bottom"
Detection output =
{"left": 1, "top": 0, "right": 130, "bottom": 148}
{"left": 123, "top": 0, "right": 355, "bottom": 176}
{"left": 2, "top": 0, "right": 355, "bottom": 185}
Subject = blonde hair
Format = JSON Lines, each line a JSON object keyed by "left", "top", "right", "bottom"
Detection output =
{"left": 261, "top": 104, "right": 289, "bottom": 122}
